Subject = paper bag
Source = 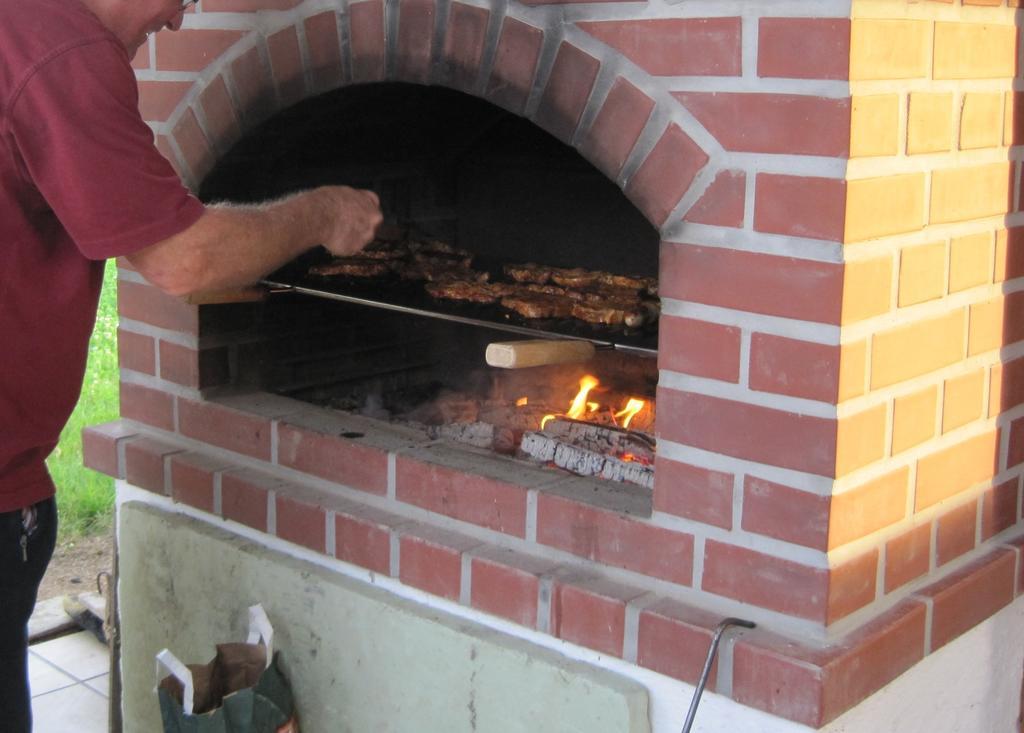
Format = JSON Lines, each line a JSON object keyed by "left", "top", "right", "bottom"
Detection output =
{"left": 156, "top": 605, "right": 298, "bottom": 733}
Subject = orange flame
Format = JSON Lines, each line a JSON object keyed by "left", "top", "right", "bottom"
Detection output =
{"left": 541, "top": 375, "right": 600, "bottom": 429}
{"left": 516, "top": 396, "right": 528, "bottom": 407}
{"left": 566, "top": 375, "right": 600, "bottom": 420}
{"left": 614, "top": 398, "right": 646, "bottom": 429}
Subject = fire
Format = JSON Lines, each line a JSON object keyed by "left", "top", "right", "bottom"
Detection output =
{"left": 516, "top": 396, "right": 528, "bottom": 407}
{"left": 613, "top": 398, "right": 646, "bottom": 429}
{"left": 567, "top": 375, "right": 600, "bottom": 419}
{"left": 540, "top": 376, "right": 649, "bottom": 432}
{"left": 541, "top": 375, "right": 599, "bottom": 428}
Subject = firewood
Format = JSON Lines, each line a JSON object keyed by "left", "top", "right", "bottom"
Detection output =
{"left": 518, "top": 430, "right": 654, "bottom": 489}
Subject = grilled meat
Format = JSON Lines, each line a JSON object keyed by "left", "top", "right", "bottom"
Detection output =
{"left": 522, "top": 283, "right": 575, "bottom": 298}
{"left": 504, "top": 263, "right": 552, "bottom": 284}
{"left": 578, "top": 285, "right": 643, "bottom": 304}
{"left": 525, "top": 282, "right": 647, "bottom": 307}
{"left": 309, "top": 258, "right": 393, "bottom": 278}
{"left": 598, "top": 272, "right": 653, "bottom": 291}
{"left": 500, "top": 293, "right": 575, "bottom": 319}
{"left": 360, "top": 240, "right": 410, "bottom": 260}
{"left": 570, "top": 300, "right": 646, "bottom": 327}
{"left": 402, "top": 263, "right": 488, "bottom": 283}
{"left": 425, "top": 281, "right": 516, "bottom": 304}
{"left": 550, "top": 267, "right": 603, "bottom": 289}
{"left": 408, "top": 239, "right": 472, "bottom": 259}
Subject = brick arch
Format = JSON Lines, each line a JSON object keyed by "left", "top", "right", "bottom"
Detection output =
{"left": 148, "top": 3, "right": 713, "bottom": 231}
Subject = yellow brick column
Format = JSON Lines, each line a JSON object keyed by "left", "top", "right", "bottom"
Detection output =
{"left": 841, "top": 0, "right": 1019, "bottom": 620}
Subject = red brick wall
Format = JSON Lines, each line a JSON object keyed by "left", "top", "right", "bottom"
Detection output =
{"left": 93, "top": 0, "right": 1024, "bottom": 726}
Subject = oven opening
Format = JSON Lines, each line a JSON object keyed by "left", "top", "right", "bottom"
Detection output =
{"left": 199, "top": 82, "right": 660, "bottom": 488}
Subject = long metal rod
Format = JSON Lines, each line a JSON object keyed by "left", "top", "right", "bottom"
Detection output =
{"left": 260, "top": 280, "right": 658, "bottom": 356}
{"left": 681, "top": 617, "right": 756, "bottom": 733}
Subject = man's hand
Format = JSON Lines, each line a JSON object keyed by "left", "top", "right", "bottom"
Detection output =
{"left": 317, "top": 186, "right": 383, "bottom": 257}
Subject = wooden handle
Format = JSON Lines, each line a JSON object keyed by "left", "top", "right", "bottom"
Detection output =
{"left": 485, "top": 339, "right": 596, "bottom": 369}
{"left": 184, "top": 286, "right": 267, "bottom": 305}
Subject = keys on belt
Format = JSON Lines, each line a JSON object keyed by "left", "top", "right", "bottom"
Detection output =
{"left": 20, "top": 505, "right": 38, "bottom": 562}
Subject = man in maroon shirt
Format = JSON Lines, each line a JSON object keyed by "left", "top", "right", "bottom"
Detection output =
{"left": 0, "top": 0, "right": 382, "bottom": 728}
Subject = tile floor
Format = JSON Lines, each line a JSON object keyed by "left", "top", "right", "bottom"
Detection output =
{"left": 29, "top": 630, "right": 110, "bottom": 732}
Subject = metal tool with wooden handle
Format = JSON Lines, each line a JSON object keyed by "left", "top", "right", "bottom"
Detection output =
{"left": 485, "top": 339, "right": 596, "bottom": 369}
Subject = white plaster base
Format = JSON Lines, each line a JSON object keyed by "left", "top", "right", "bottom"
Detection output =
{"left": 116, "top": 481, "right": 1024, "bottom": 732}
{"left": 822, "top": 597, "right": 1024, "bottom": 733}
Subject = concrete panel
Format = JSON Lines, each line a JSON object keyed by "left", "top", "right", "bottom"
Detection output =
{"left": 118, "top": 502, "right": 650, "bottom": 733}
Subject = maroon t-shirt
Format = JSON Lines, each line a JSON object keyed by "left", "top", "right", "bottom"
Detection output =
{"left": 0, "top": 0, "right": 205, "bottom": 512}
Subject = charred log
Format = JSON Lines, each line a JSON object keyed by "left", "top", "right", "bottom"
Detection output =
{"left": 518, "top": 427, "right": 654, "bottom": 489}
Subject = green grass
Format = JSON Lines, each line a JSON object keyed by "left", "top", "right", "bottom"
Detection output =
{"left": 45, "top": 259, "right": 120, "bottom": 538}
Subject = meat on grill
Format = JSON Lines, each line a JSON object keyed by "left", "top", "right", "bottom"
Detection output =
{"left": 407, "top": 239, "right": 471, "bottom": 259}
{"left": 308, "top": 258, "right": 393, "bottom": 277}
{"left": 425, "top": 281, "right": 516, "bottom": 303}
{"left": 579, "top": 285, "right": 643, "bottom": 304}
{"left": 506, "top": 263, "right": 654, "bottom": 296}
{"left": 359, "top": 244, "right": 409, "bottom": 260}
{"left": 305, "top": 234, "right": 659, "bottom": 329}
{"left": 397, "top": 260, "right": 488, "bottom": 283}
{"left": 504, "top": 263, "right": 552, "bottom": 284}
{"left": 599, "top": 273, "right": 657, "bottom": 292}
{"left": 549, "top": 267, "right": 603, "bottom": 289}
{"left": 499, "top": 293, "right": 575, "bottom": 319}
{"left": 571, "top": 300, "right": 646, "bottom": 327}
{"left": 522, "top": 283, "right": 573, "bottom": 298}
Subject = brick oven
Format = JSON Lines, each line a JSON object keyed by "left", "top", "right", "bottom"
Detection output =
{"left": 83, "top": 0, "right": 1024, "bottom": 730}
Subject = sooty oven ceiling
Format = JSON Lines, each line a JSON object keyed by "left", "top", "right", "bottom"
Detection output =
{"left": 198, "top": 82, "right": 659, "bottom": 277}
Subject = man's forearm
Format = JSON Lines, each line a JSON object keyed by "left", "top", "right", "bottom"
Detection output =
{"left": 184, "top": 191, "right": 336, "bottom": 292}
{"left": 127, "top": 187, "right": 380, "bottom": 297}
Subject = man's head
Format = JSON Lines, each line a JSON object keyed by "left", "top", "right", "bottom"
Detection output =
{"left": 80, "top": 0, "right": 194, "bottom": 56}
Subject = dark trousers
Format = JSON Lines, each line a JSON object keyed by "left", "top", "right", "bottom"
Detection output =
{"left": 0, "top": 498, "right": 57, "bottom": 733}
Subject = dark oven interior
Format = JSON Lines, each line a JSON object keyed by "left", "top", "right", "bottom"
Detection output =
{"left": 199, "top": 83, "right": 661, "bottom": 485}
